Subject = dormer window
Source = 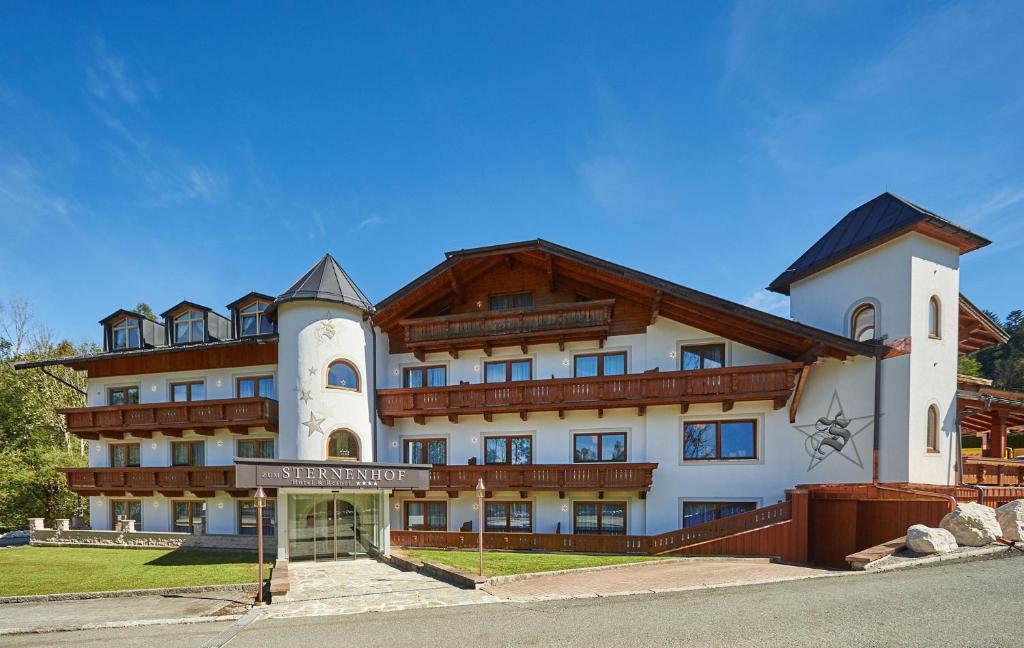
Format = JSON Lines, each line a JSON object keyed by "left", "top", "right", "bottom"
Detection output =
{"left": 240, "top": 300, "right": 273, "bottom": 337}
{"left": 851, "top": 304, "right": 876, "bottom": 342}
{"left": 174, "top": 310, "right": 205, "bottom": 344}
{"left": 111, "top": 317, "right": 140, "bottom": 350}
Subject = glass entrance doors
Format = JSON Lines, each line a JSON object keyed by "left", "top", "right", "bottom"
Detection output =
{"left": 288, "top": 494, "right": 380, "bottom": 561}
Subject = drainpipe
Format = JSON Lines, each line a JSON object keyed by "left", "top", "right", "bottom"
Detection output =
{"left": 370, "top": 319, "right": 379, "bottom": 462}
{"left": 871, "top": 338, "right": 885, "bottom": 483}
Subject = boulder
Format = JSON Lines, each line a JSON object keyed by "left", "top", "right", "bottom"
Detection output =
{"left": 939, "top": 502, "right": 1002, "bottom": 546}
{"left": 995, "top": 499, "right": 1024, "bottom": 542}
{"left": 906, "top": 524, "right": 957, "bottom": 554}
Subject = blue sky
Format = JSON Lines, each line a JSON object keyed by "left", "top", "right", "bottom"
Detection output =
{"left": 2, "top": 2, "right": 1023, "bottom": 344}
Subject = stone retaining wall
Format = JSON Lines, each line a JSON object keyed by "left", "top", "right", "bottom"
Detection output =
{"left": 28, "top": 521, "right": 275, "bottom": 555}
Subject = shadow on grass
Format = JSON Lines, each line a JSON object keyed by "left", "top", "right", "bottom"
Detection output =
{"left": 146, "top": 547, "right": 263, "bottom": 567}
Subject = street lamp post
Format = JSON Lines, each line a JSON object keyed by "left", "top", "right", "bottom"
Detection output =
{"left": 476, "top": 478, "right": 485, "bottom": 577}
{"left": 255, "top": 486, "right": 266, "bottom": 606}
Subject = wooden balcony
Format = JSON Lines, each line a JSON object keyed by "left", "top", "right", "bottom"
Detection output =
{"left": 962, "top": 456, "right": 1024, "bottom": 487}
{"left": 426, "top": 462, "right": 657, "bottom": 497}
{"left": 60, "top": 397, "right": 278, "bottom": 441}
{"left": 57, "top": 466, "right": 257, "bottom": 497}
{"left": 401, "top": 299, "right": 615, "bottom": 359}
{"left": 378, "top": 362, "right": 803, "bottom": 423}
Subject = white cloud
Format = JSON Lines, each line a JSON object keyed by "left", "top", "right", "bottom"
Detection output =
{"left": 960, "top": 186, "right": 1024, "bottom": 226}
{"left": 742, "top": 289, "right": 790, "bottom": 317}
{"left": 308, "top": 210, "right": 326, "bottom": 240}
{"left": 356, "top": 215, "right": 385, "bottom": 230}
{"left": 86, "top": 40, "right": 142, "bottom": 106}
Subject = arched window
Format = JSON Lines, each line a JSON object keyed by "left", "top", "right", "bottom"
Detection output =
{"left": 326, "top": 360, "right": 360, "bottom": 391}
{"left": 928, "top": 297, "right": 941, "bottom": 339}
{"left": 926, "top": 405, "right": 940, "bottom": 453}
{"left": 173, "top": 310, "right": 205, "bottom": 344}
{"left": 327, "top": 429, "right": 360, "bottom": 461}
{"left": 851, "top": 304, "right": 876, "bottom": 342}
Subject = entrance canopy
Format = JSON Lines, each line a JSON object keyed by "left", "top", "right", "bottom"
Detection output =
{"left": 235, "top": 458, "right": 431, "bottom": 490}
{"left": 958, "top": 375, "right": 1024, "bottom": 458}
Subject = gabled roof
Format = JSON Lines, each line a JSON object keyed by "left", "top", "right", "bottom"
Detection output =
{"left": 768, "top": 193, "right": 990, "bottom": 295}
{"left": 374, "top": 239, "right": 878, "bottom": 361}
{"left": 226, "top": 291, "right": 276, "bottom": 311}
{"left": 98, "top": 308, "right": 161, "bottom": 326}
{"left": 160, "top": 300, "right": 214, "bottom": 319}
{"left": 267, "top": 254, "right": 373, "bottom": 316}
{"left": 959, "top": 293, "right": 1008, "bottom": 355}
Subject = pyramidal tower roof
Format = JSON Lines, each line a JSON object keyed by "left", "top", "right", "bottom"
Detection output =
{"left": 268, "top": 254, "right": 374, "bottom": 316}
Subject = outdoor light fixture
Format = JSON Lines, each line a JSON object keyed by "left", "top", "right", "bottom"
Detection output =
{"left": 153, "top": 501, "right": 159, "bottom": 508}
{"left": 471, "top": 436, "right": 478, "bottom": 444}
{"left": 150, "top": 442, "right": 157, "bottom": 449}
{"left": 473, "top": 364, "right": 480, "bottom": 372}
{"left": 151, "top": 385, "right": 157, "bottom": 392}
{"left": 562, "top": 358, "right": 571, "bottom": 366}
{"left": 217, "top": 502, "right": 224, "bottom": 509}
{"left": 390, "top": 440, "right": 399, "bottom": 448}
{"left": 217, "top": 440, "right": 224, "bottom": 447}
{"left": 561, "top": 504, "right": 569, "bottom": 512}
{"left": 669, "top": 350, "right": 677, "bottom": 359}
{"left": 393, "top": 503, "right": 400, "bottom": 510}
{"left": 215, "top": 379, "right": 223, "bottom": 388}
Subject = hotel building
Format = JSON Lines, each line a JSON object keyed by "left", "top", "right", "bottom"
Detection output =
{"left": 18, "top": 192, "right": 1019, "bottom": 564}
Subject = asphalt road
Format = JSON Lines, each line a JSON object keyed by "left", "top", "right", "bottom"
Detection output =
{"left": 5, "top": 553, "right": 1022, "bottom": 648}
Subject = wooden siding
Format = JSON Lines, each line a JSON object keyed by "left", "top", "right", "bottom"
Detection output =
{"left": 61, "top": 397, "right": 278, "bottom": 440}
{"left": 962, "top": 457, "right": 1024, "bottom": 487}
{"left": 427, "top": 463, "right": 657, "bottom": 492}
{"left": 378, "top": 363, "right": 802, "bottom": 422}
{"left": 66, "top": 339, "right": 278, "bottom": 378}
{"left": 59, "top": 466, "right": 247, "bottom": 496}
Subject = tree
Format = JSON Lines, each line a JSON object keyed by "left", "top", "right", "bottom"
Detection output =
{"left": 133, "top": 302, "right": 156, "bottom": 320}
{"left": 973, "top": 308, "right": 1024, "bottom": 391}
{"left": 958, "top": 356, "right": 982, "bottom": 377}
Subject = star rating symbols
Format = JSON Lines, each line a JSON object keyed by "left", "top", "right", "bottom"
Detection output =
{"left": 302, "top": 411, "right": 326, "bottom": 437}
{"left": 793, "top": 390, "right": 875, "bottom": 472}
{"left": 299, "top": 389, "right": 312, "bottom": 404}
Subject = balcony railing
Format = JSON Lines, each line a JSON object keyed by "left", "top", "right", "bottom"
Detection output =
{"left": 378, "top": 363, "right": 803, "bottom": 423}
{"left": 58, "top": 466, "right": 241, "bottom": 495}
{"left": 60, "top": 397, "right": 278, "bottom": 440}
{"left": 962, "top": 456, "right": 1024, "bottom": 487}
{"left": 427, "top": 462, "right": 657, "bottom": 493}
{"left": 401, "top": 299, "right": 615, "bottom": 359}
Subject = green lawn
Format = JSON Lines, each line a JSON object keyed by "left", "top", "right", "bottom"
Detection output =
{"left": 404, "top": 548, "right": 666, "bottom": 578}
{"left": 0, "top": 546, "right": 270, "bottom": 596}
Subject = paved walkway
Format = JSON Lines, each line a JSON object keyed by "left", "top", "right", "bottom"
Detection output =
{"left": 264, "top": 559, "right": 497, "bottom": 618}
{"left": 482, "top": 557, "right": 830, "bottom": 600}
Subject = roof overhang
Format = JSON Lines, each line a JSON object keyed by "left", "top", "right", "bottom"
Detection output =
{"left": 959, "top": 294, "right": 1008, "bottom": 356}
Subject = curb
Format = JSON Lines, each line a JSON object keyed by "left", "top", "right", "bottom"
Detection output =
{"left": 865, "top": 543, "right": 1017, "bottom": 572}
{"left": 0, "top": 613, "right": 241, "bottom": 637}
{"left": 0, "top": 582, "right": 258, "bottom": 605}
{"left": 485, "top": 556, "right": 771, "bottom": 585}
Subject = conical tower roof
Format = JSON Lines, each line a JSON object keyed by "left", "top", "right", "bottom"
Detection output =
{"left": 267, "top": 254, "right": 373, "bottom": 316}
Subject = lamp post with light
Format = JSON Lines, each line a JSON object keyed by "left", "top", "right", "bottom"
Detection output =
{"left": 255, "top": 486, "right": 266, "bottom": 606}
{"left": 476, "top": 478, "right": 485, "bottom": 577}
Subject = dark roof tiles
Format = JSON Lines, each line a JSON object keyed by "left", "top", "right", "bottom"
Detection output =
{"left": 269, "top": 254, "right": 373, "bottom": 315}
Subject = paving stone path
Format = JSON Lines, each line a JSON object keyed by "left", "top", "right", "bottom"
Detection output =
{"left": 264, "top": 559, "right": 497, "bottom": 618}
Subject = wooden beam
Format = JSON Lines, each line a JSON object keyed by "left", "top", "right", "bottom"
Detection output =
{"left": 483, "top": 342, "right": 493, "bottom": 357}
{"left": 519, "top": 491, "right": 528, "bottom": 499}
{"left": 789, "top": 365, "right": 811, "bottom": 423}
{"left": 99, "top": 431, "right": 123, "bottom": 440}
{"left": 447, "top": 414, "right": 459, "bottom": 424}
{"left": 639, "top": 491, "right": 647, "bottom": 500}
{"left": 128, "top": 430, "right": 152, "bottom": 439}
{"left": 447, "top": 269, "right": 466, "bottom": 303}
{"left": 380, "top": 415, "right": 395, "bottom": 426}
{"left": 559, "top": 491, "right": 565, "bottom": 499}
{"left": 483, "top": 412, "right": 493, "bottom": 423}
{"left": 520, "top": 340, "right": 528, "bottom": 354}
{"left": 547, "top": 254, "right": 556, "bottom": 290}
{"left": 680, "top": 403, "right": 689, "bottom": 414}
{"left": 519, "top": 411, "right": 528, "bottom": 421}
{"left": 446, "top": 490, "right": 459, "bottom": 498}
{"left": 638, "top": 406, "right": 646, "bottom": 416}
{"left": 722, "top": 400, "right": 734, "bottom": 412}
{"left": 447, "top": 346, "right": 459, "bottom": 359}
{"left": 194, "top": 429, "right": 215, "bottom": 436}
{"left": 795, "top": 343, "right": 825, "bottom": 364}
{"left": 773, "top": 396, "right": 788, "bottom": 410}
{"left": 413, "top": 490, "right": 426, "bottom": 499}
{"left": 413, "top": 348, "right": 425, "bottom": 361}
{"left": 161, "top": 430, "right": 184, "bottom": 438}
{"left": 598, "top": 491, "right": 604, "bottom": 500}
{"left": 558, "top": 410, "right": 565, "bottom": 420}
{"left": 650, "top": 290, "right": 662, "bottom": 326}
{"left": 228, "top": 426, "right": 249, "bottom": 435}
{"left": 413, "top": 415, "right": 425, "bottom": 426}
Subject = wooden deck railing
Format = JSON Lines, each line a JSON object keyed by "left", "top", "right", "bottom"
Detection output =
{"left": 429, "top": 463, "right": 657, "bottom": 492}
{"left": 60, "top": 397, "right": 279, "bottom": 439}
{"left": 59, "top": 466, "right": 237, "bottom": 494}
{"left": 378, "top": 363, "right": 802, "bottom": 422}
{"left": 962, "top": 456, "right": 1024, "bottom": 487}
{"left": 391, "top": 500, "right": 793, "bottom": 555}
{"left": 400, "top": 300, "right": 615, "bottom": 357}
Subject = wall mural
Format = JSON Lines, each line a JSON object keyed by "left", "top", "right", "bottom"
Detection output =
{"left": 793, "top": 390, "right": 875, "bottom": 471}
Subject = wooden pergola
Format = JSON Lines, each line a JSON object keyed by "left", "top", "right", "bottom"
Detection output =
{"left": 959, "top": 376, "right": 1024, "bottom": 459}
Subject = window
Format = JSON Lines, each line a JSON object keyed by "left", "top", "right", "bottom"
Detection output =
{"left": 173, "top": 500, "right": 207, "bottom": 533}
{"left": 238, "top": 499, "right": 276, "bottom": 536}
{"left": 237, "top": 375, "right": 274, "bottom": 399}
{"left": 484, "top": 359, "right": 532, "bottom": 383}
{"left": 326, "top": 360, "right": 359, "bottom": 391}
{"left": 237, "top": 438, "right": 275, "bottom": 459}
{"left": 108, "top": 386, "right": 139, "bottom": 406}
{"left": 488, "top": 292, "right": 533, "bottom": 311}
{"left": 327, "top": 429, "right": 360, "bottom": 461}
{"left": 851, "top": 304, "right": 876, "bottom": 342}
{"left": 574, "top": 501, "right": 626, "bottom": 535}
{"left": 683, "top": 420, "right": 757, "bottom": 460}
{"left": 928, "top": 297, "right": 941, "bottom": 339}
{"left": 682, "top": 501, "right": 757, "bottom": 528}
{"left": 404, "top": 438, "right": 447, "bottom": 465}
{"left": 484, "top": 435, "right": 532, "bottom": 465}
{"left": 171, "top": 381, "right": 205, "bottom": 402}
{"left": 173, "top": 309, "right": 205, "bottom": 344}
{"left": 403, "top": 366, "right": 447, "bottom": 388}
{"left": 927, "top": 405, "right": 940, "bottom": 453}
{"left": 239, "top": 300, "right": 273, "bottom": 337}
{"left": 485, "top": 501, "right": 532, "bottom": 532}
{"left": 681, "top": 344, "right": 725, "bottom": 371}
{"left": 171, "top": 441, "right": 205, "bottom": 466}
{"left": 111, "top": 500, "right": 142, "bottom": 530}
{"left": 573, "top": 432, "right": 627, "bottom": 463}
{"left": 111, "top": 317, "right": 140, "bottom": 350}
{"left": 110, "top": 443, "right": 141, "bottom": 468}
{"left": 574, "top": 351, "right": 627, "bottom": 378}
{"left": 405, "top": 501, "right": 447, "bottom": 531}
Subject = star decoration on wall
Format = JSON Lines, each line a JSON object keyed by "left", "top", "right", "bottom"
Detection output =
{"left": 793, "top": 390, "right": 874, "bottom": 471}
{"left": 308, "top": 366, "right": 318, "bottom": 376}
{"left": 302, "top": 411, "right": 326, "bottom": 437}
{"left": 299, "top": 389, "right": 313, "bottom": 404}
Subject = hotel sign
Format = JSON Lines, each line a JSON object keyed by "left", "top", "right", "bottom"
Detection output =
{"left": 234, "top": 458, "right": 431, "bottom": 490}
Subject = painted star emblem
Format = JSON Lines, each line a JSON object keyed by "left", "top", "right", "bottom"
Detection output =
{"left": 299, "top": 389, "right": 312, "bottom": 404}
{"left": 302, "top": 411, "right": 326, "bottom": 437}
{"left": 308, "top": 366, "right": 318, "bottom": 376}
{"left": 793, "top": 390, "right": 875, "bottom": 471}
